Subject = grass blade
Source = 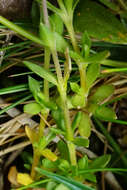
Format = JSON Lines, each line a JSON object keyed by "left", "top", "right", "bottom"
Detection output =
{"left": 0, "top": 94, "right": 32, "bottom": 115}
{"left": 36, "top": 168, "right": 95, "bottom": 190}
{"left": 0, "top": 16, "right": 44, "bottom": 46}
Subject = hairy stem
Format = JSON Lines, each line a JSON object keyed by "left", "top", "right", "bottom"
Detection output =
{"left": 66, "top": 21, "right": 86, "bottom": 93}
{"left": 52, "top": 48, "right": 76, "bottom": 165}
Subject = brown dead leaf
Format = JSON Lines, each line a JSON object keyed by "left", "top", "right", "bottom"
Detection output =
{"left": 8, "top": 166, "right": 19, "bottom": 186}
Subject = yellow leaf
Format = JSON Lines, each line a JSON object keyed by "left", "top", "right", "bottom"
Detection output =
{"left": 41, "top": 148, "right": 58, "bottom": 161}
{"left": 17, "top": 173, "right": 33, "bottom": 186}
{"left": 25, "top": 125, "right": 38, "bottom": 144}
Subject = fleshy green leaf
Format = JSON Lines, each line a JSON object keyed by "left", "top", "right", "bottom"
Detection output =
{"left": 36, "top": 168, "right": 95, "bottom": 190}
{"left": 24, "top": 102, "right": 42, "bottom": 115}
{"left": 95, "top": 106, "right": 117, "bottom": 121}
{"left": 37, "top": 92, "right": 57, "bottom": 110}
{"left": 28, "top": 76, "right": 40, "bottom": 96}
{"left": 58, "top": 159, "right": 70, "bottom": 172}
{"left": 74, "top": 0, "right": 127, "bottom": 44}
{"left": 71, "top": 112, "right": 82, "bottom": 131}
{"left": 42, "top": 159, "right": 57, "bottom": 171}
{"left": 57, "top": 140, "right": 69, "bottom": 161}
{"left": 69, "top": 50, "right": 85, "bottom": 64}
{"left": 81, "top": 31, "right": 91, "bottom": 49}
{"left": 81, "top": 31, "right": 91, "bottom": 58}
{"left": 52, "top": 107, "right": 65, "bottom": 130}
{"left": 78, "top": 155, "right": 88, "bottom": 170}
{"left": 70, "top": 82, "right": 80, "bottom": 93}
{"left": 55, "top": 32, "right": 69, "bottom": 52}
{"left": 71, "top": 93, "right": 85, "bottom": 108}
{"left": 24, "top": 61, "right": 58, "bottom": 86}
{"left": 74, "top": 137, "right": 89, "bottom": 147}
{"left": 50, "top": 14, "right": 63, "bottom": 34}
{"left": 89, "top": 155, "right": 111, "bottom": 169}
{"left": 78, "top": 112, "right": 91, "bottom": 138}
{"left": 90, "top": 84, "right": 114, "bottom": 104}
{"left": 85, "top": 51, "right": 110, "bottom": 63}
{"left": 40, "top": 23, "right": 55, "bottom": 50}
{"left": 86, "top": 63, "right": 100, "bottom": 91}
{"left": 40, "top": 23, "right": 68, "bottom": 52}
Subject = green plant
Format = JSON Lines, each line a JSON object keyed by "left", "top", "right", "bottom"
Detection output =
{"left": 0, "top": 0, "right": 127, "bottom": 189}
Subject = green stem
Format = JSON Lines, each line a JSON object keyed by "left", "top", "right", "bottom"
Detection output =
{"left": 66, "top": 22, "right": 80, "bottom": 53}
{"left": 44, "top": 48, "right": 50, "bottom": 98}
{"left": 31, "top": 150, "right": 40, "bottom": 179}
{"left": 67, "top": 141, "right": 77, "bottom": 166}
{"left": 60, "top": 91, "right": 77, "bottom": 165}
{"left": 51, "top": 48, "right": 76, "bottom": 165}
{"left": 65, "top": 20, "right": 86, "bottom": 93}
{"left": 39, "top": 113, "right": 48, "bottom": 138}
{"left": 30, "top": 0, "right": 51, "bottom": 179}
{"left": 60, "top": 91, "right": 73, "bottom": 141}
{"left": 78, "top": 63, "right": 86, "bottom": 92}
{"left": 51, "top": 49, "right": 63, "bottom": 85}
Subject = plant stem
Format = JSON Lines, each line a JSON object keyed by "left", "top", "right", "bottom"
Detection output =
{"left": 67, "top": 141, "right": 77, "bottom": 166}
{"left": 42, "top": 0, "right": 50, "bottom": 99}
{"left": 60, "top": 91, "right": 73, "bottom": 141}
{"left": 60, "top": 91, "right": 77, "bottom": 165}
{"left": 39, "top": 0, "right": 50, "bottom": 138}
{"left": 30, "top": 0, "right": 51, "bottom": 179}
{"left": 52, "top": 48, "right": 77, "bottom": 165}
{"left": 44, "top": 48, "right": 50, "bottom": 98}
{"left": 42, "top": 0, "right": 50, "bottom": 27}
{"left": 31, "top": 150, "right": 40, "bottom": 179}
{"left": 51, "top": 49, "right": 63, "bottom": 85}
{"left": 67, "top": 22, "right": 80, "bottom": 53}
{"left": 51, "top": 49, "right": 72, "bottom": 140}
{"left": 66, "top": 22, "right": 86, "bottom": 93}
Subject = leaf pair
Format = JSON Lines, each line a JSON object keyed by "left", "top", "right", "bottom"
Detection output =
{"left": 23, "top": 61, "right": 58, "bottom": 115}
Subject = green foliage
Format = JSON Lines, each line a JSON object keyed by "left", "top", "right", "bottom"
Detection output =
{"left": 36, "top": 168, "right": 95, "bottom": 190}
{"left": 74, "top": 0, "right": 127, "bottom": 43}
{"left": 24, "top": 102, "right": 42, "bottom": 115}
{"left": 50, "top": 14, "right": 64, "bottom": 34}
{"left": 24, "top": 61, "right": 58, "bottom": 85}
{"left": 78, "top": 112, "right": 91, "bottom": 138}
{"left": 1, "top": 0, "right": 127, "bottom": 189}
{"left": 89, "top": 84, "right": 114, "bottom": 104}
{"left": 95, "top": 106, "right": 117, "bottom": 121}
{"left": 86, "top": 63, "right": 100, "bottom": 91}
{"left": 89, "top": 155, "right": 111, "bottom": 169}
